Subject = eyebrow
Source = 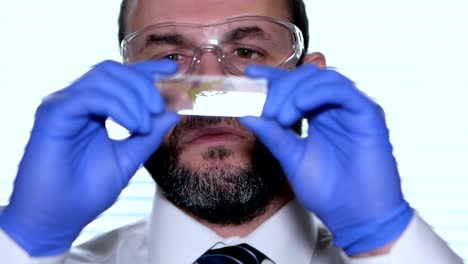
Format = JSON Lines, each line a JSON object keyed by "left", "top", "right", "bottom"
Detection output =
{"left": 223, "top": 26, "right": 269, "bottom": 42}
{"left": 144, "top": 33, "right": 187, "bottom": 47}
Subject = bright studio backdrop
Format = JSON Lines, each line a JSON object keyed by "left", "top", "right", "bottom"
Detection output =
{"left": 0, "top": 0, "right": 467, "bottom": 261}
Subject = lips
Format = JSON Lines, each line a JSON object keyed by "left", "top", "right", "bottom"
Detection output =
{"left": 181, "top": 126, "right": 248, "bottom": 145}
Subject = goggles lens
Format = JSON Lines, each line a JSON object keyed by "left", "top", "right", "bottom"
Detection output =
{"left": 121, "top": 16, "right": 304, "bottom": 75}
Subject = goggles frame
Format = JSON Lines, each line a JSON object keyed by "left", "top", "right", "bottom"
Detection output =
{"left": 120, "top": 16, "right": 305, "bottom": 74}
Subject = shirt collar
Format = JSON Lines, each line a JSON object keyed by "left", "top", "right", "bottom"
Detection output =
{"left": 147, "top": 189, "right": 317, "bottom": 264}
{"left": 241, "top": 200, "right": 317, "bottom": 264}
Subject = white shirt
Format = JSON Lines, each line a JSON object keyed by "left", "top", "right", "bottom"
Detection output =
{"left": 0, "top": 189, "right": 463, "bottom": 263}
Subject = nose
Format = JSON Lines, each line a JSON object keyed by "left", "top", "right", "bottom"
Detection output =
{"left": 192, "top": 46, "right": 227, "bottom": 76}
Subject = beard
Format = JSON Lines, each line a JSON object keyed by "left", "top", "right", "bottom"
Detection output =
{"left": 144, "top": 116, "right": 289, "bottom": 225}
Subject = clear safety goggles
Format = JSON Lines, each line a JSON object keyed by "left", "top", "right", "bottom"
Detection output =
{"left": 120, "top": 16, "right": 305, "bottom": 76}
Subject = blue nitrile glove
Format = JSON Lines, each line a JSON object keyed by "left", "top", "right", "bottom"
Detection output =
{"left": 0, "top": 60, "right": 180, "bottom": 256}
{"left": 241, "top": 64, "right": 413, "bottom": 255}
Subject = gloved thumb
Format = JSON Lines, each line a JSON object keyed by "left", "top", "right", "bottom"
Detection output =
{"left": 113, "top": 112, "right": 180, "bottom": 184}
{"left": 240, "top": 116, "right": 301, "bottom": 167}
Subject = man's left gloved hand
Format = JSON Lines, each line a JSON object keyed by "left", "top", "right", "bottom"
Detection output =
{"left": 240, "top": 64, "right": 413, "bottom": 255}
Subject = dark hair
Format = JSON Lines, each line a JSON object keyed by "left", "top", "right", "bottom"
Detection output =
{"left": 117, "top": 0, "right": 310, "bottom": 53}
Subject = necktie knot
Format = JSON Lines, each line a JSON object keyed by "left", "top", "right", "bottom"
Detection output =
{"left": 196, "top": 243, "right": 268, "bottom": 264}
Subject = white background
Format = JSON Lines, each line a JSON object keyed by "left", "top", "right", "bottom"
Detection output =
{"left": 0, "top": 0, "right": 467, "bottom": 261}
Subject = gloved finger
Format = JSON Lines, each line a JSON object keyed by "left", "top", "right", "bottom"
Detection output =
{"left": 276, "top": 70, "right": 370, "bottom": 128}
{"left": 245, "top": 65, "right": 287, "bottom": 118}
{"left": 78, "top": 72, "right": 155, "bottom": 134}
{"left": 246, "top": 64, "right": 321, "bottom": 120}
{"left": 298, "top": 70, "right": 368, "bottom": 112}
{"left": 240, "top": 116, "right": 302, "bottom": 173}
{"left": 129, "top": 60, "right": 179, "bottom": 113}
{"left": 114, "top": 112, "right": 180, "bottom": 184}
{"left": 246, "top": 65, "right": 288, "bottom": 118}
{"left": 130, "top": 59, "right": 179, "bottom": 77}
{"left": 39, "top": 87, "right": 145, "bottom": 136}
{"left": 101, "top": 63, "right": 167, "bottom": 115}
{"left": 265, "top": 64, "right": 322, "bottom": 125}
{"left": 273, "top": 74, "right": 346, "bottom": 127}
{"left": 75, "top": 61, "right": 169, "bottom": 116}
{"left": 245, "top": 64, "right": 286, "bottom": 82}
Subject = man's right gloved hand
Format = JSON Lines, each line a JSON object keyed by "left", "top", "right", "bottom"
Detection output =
{"left": 0, "top": 60, "right": 180, "bottom": 256}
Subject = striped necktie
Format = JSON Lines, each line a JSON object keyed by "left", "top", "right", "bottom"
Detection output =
{"left": 195, "top": 243, "right": 268, "bottom": 264}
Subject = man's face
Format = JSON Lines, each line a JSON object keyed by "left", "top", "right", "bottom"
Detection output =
{"left": 130, "top": 0, "right": 294, "bottom": 224}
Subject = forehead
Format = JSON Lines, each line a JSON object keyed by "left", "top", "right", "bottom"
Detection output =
{"left": 127, "top": 0, "right": 291, "bottom": 33}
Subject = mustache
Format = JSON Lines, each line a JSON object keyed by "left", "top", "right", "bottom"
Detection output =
{"left": 169, "top": 116, "right": 241, "bottom": 147}
{"left": 176, "top": 116, "right": 238, "bottom": 130}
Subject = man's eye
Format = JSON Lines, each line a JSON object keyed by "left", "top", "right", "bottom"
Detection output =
{"left": 235, "top": 48, "right": 259, "bottom": 59}
{"left": 165, "top": 54, "right": 181, "bottom": 61}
